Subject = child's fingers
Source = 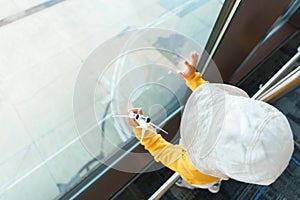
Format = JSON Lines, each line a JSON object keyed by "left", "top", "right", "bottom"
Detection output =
{"left": 137, "top": 107, "right": 143, "bottom": 114}
{"left": 191, "top": 52, "right": 198, "bottom": 66}
{"left": 127, "top": 109, "right": 138, "bottom": 126}
{"left": 178, "top": 71, "right": 185, "bottom": 78}
{"left": 129, "top": 119, "right": 138, "bottom": 127}
{"left": 128, "top": 107, "right": 138, "bottom": 114}
{"left": 184, "top": 60, "right": 194, "bottom": 69}
{"left": 128, "top": 107, "right": 143, "bottom": 114}
{"left": 127, "top": 107, "right": 143, "bottom": 127}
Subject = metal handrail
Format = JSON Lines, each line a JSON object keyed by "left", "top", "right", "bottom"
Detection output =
{"left": 148, "top": 51, "right": 300, "bottom": 200}
{"left": 148, "top": 173, "right": 180, "bottom": 200}
{"left": 258, "top": 66, "right": 300, "bottom": 102}
{"left": 251, "top": 47, "right": 300, "bottom": 100}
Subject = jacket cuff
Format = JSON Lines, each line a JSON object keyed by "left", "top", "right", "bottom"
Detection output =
{"left": 132, "top": 125, "right": 156, "bottom": 140}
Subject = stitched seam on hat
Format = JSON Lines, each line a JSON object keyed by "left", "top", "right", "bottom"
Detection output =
{"left": 246, "top": 113, "right": 275, "bottom": 182}
{"left": 252, "top": 113, "right": 286, "bottom": 183}
{"left": 205, "top": 97, "right": 228, "bottom": 157}
{"left": 188, "top": 84, "right": 212, "bottom": 147}
{"left": 199, "top": 84, "right": 228, "bottom": 159}
{"left": 201, "top": 85, "right": 226, "bottom": 159}
{"left": 180, "top": 85, "right": 207, "bottom": 149}
{"left": 221, "top": 84, "right": 249, "bottom": 98}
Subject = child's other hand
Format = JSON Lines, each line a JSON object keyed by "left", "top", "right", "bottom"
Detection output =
{"left": 127, "top": 107, "right": 143, "bottom": 127}
{"left": 178, "top": 52, "right": 198, "bottom": 79}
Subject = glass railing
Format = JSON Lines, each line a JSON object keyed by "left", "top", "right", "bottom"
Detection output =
{"left": 0, "top": 0, "right": 224, "bottom": 199}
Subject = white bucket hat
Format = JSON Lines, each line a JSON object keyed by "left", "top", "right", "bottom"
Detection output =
{"left": 180, "top": 83, "right": 294, "bottom": 185}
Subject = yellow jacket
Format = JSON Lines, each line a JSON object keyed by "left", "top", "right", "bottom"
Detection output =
{"left": 133, "top": 72, "right": 220, "bottom": 185}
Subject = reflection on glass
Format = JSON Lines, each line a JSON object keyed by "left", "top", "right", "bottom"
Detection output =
{"left": 94, "top": 50, "right": 187, "bottom": 158}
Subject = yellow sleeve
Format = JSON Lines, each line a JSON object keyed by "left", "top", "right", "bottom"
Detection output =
{"left": 167, "top": 151, "right": 220, "bottom": 185}
{"left": 133, "top": 126, "right": 184, "bottom": 166}
{"left": 185, "top": 72, "right": 208, "bottom": 91}
{"left": 133, "top": 127, "right": 220, "bottom": 184}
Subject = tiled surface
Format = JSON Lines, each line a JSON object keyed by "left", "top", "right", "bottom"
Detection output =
{"left": 1, "top": 165, "right": 59, "bottom": 200}
{"left": 0, "top": 101, "right": 31, "bottom": 162}
{"left": 0, "top": 0, "right": 223, "bottom": 199}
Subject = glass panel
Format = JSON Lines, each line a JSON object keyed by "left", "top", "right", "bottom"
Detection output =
{"left": 0, "top": 0, "right": 224, "bottom": 199}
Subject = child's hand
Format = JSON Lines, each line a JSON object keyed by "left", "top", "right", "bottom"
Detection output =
{"left": 178, "top": 52, "right": 198, "bottom": 79}
{"left": 127, "top": 107, "right": 143, "bottom": 127}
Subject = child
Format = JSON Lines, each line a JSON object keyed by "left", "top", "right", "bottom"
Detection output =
{"left": 127, "top": 52, "right": 294, "bottom": 193}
